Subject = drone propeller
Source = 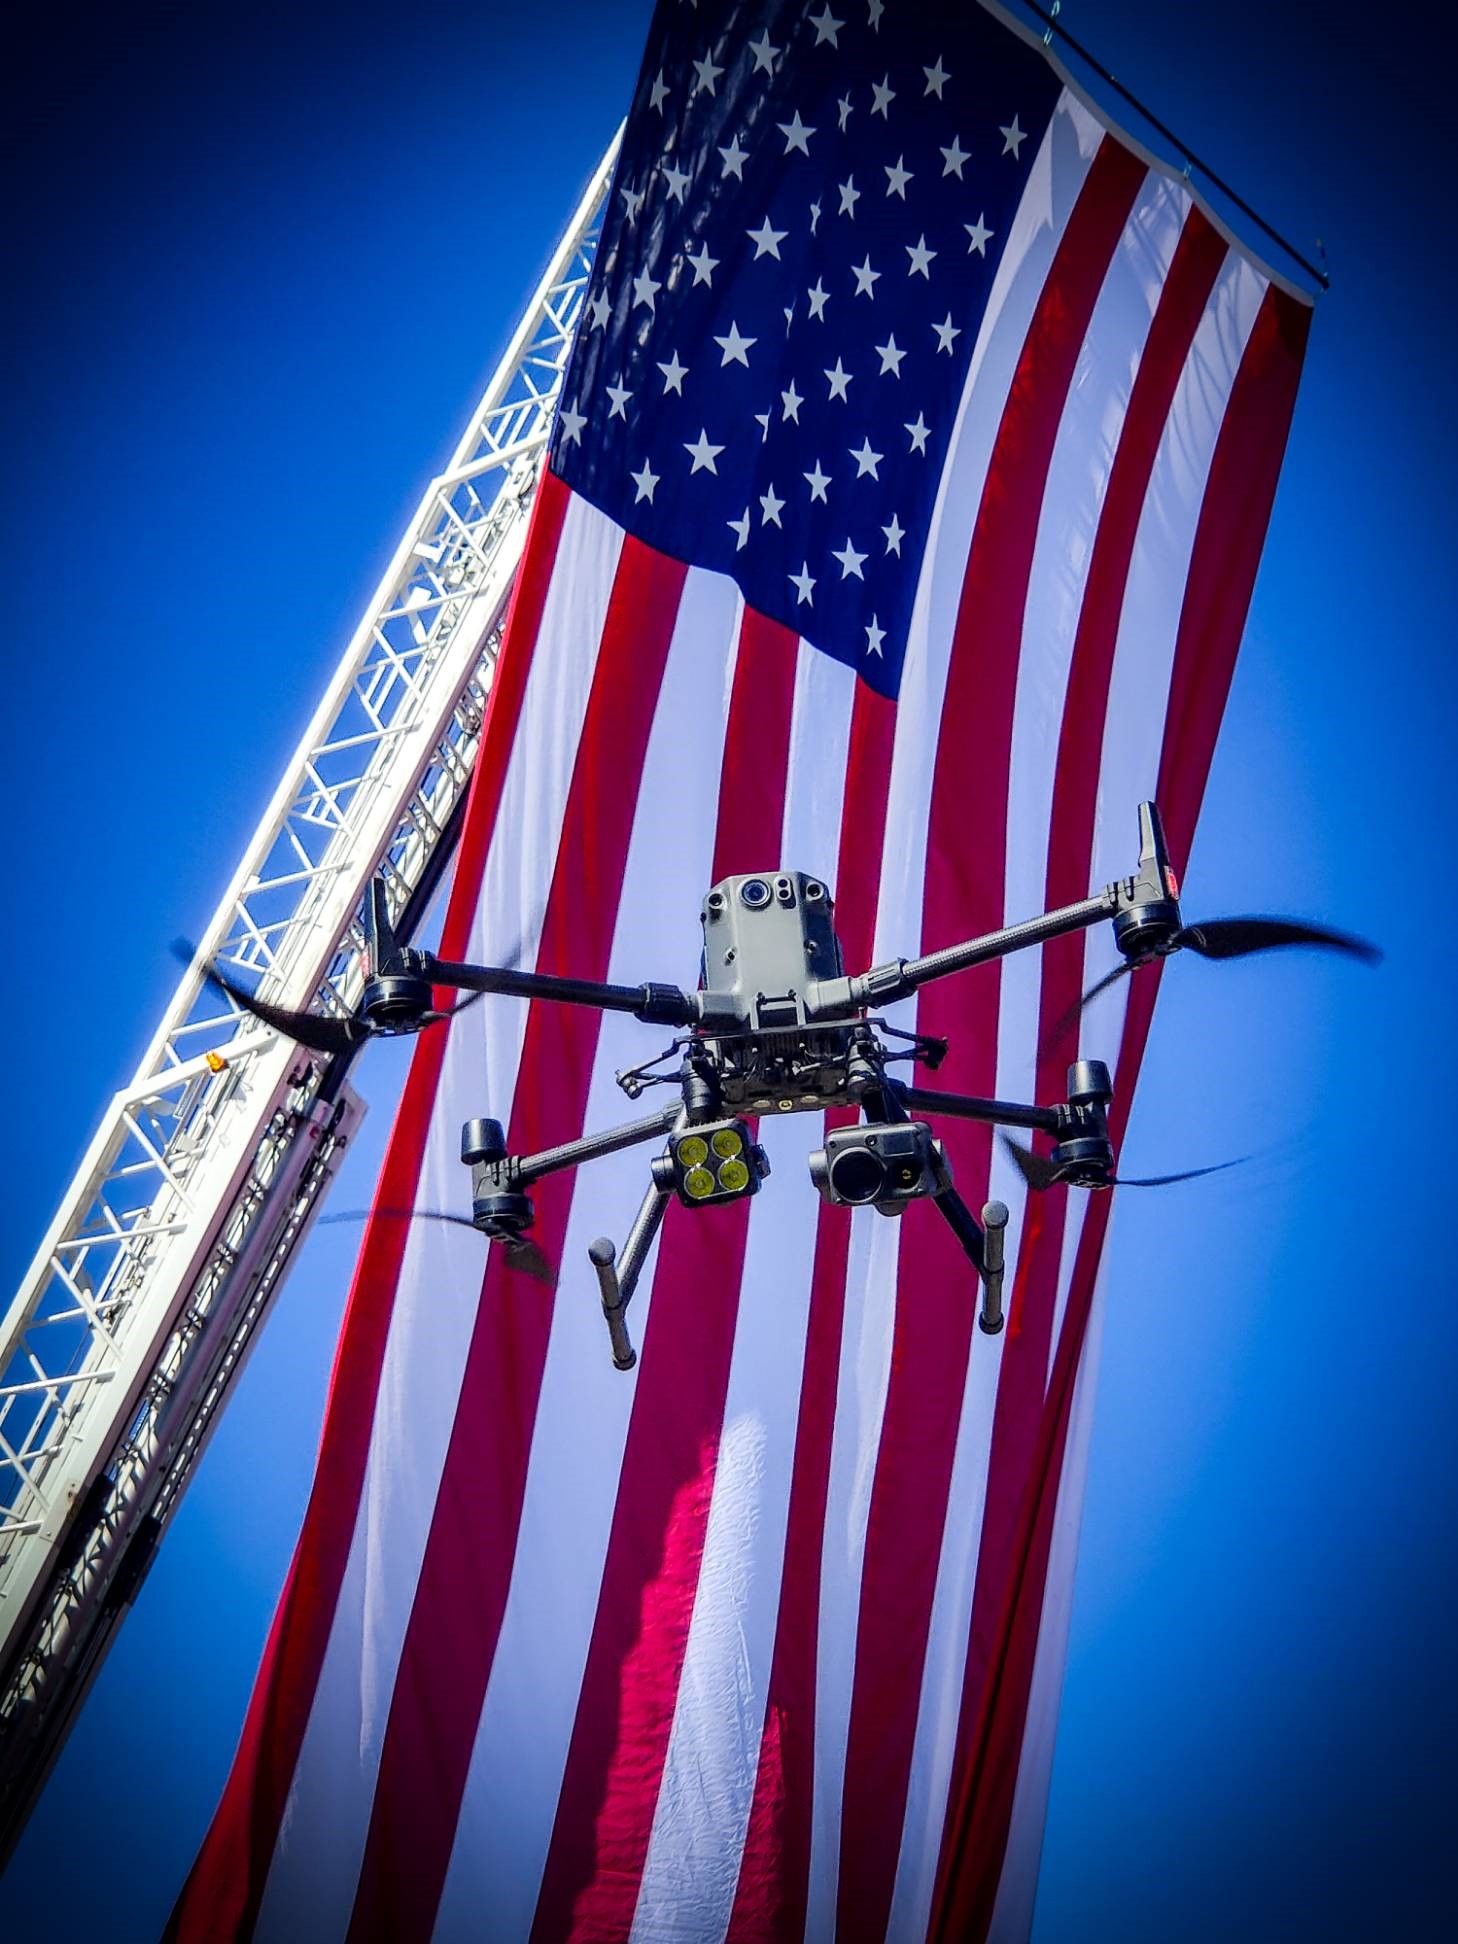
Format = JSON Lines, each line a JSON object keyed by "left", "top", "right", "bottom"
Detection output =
{"left": 182, "top": 952, "right": 368, "bottom": 1055}
{"left": 178, "top": 931, "right": 515, "bottom": 1057}
{"left": 1000, "top": 1133, "right": 1244, "bottom": 1194}
{"left": 1043, "top": 913, "right": 1380, "bottom": 1053}
{"left": 1173, "top": 915, "right": 1381, "bottom": 963}
{"left": 319, "top": 1207, "right": 557, "bottom": 1285}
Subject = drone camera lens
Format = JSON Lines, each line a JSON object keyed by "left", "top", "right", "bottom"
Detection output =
{"left": 740, "top": 877, "right": 772, "bottom": 909}
{"left": 828, "top": 1145, "right": 886, "bottom": 1204}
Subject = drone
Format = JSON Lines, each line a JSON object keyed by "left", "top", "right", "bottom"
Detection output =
{"left": 198, "top": 802, "right": 1377, "bottom": 1370}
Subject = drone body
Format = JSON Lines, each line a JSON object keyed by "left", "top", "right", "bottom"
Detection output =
{"left": 197, "top": 802, "right": 1378, "bottom": 1372}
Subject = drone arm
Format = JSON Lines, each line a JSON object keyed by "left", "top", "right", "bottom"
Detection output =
{"left": 807, "top": 892, "right": 1114, "bottom": 1017}
{"left": 425, "top": 956, "right": 696, "bottom": 1026}
{"left": 513, "top": 1104, "right": 682, "bottom": 1188}
{"left": 897, "top": 1084, "right": 1061, "bottom": 1136}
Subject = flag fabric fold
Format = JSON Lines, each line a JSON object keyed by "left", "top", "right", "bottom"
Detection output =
{"left": 171, "top": 3, "right": 1310, "bottom": 1938}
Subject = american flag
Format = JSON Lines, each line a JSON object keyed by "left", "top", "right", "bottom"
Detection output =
{"left": 172, "top": 3, "right": 1310, "bottom": 1939}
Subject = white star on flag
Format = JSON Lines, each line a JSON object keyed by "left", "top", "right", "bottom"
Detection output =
{"left": 825, "top": 358, "right": 853, "bottom": 401}
{"left": 727, "top": 507, "right": 750, "bottom": 549}
{"left": 864, "top": 613, "right": 886, "bottom": 654}
{"left": 747, "top": 215, "right": 788, "bottom": 259}
{"left": 850, "top": 437, "right": 884, "bottom": 478}
{"left": 662, "top": 162, "right": 691, "bottom": 203}
{"left": 852, "top": 254, "right": 881, "bottom": 297}
{"left": 557, "top": 405, "right": 586, "bottom": 446}
{"left": 941, "top": 136, "right": 970, "bottom": 177}
{"left": 933, "top": 313, "right": 962, "bottom": 354}
{"left": 714, "top": 321, "right": 756, "bottom": 367}
{"left": 905, "top": 412, "right": 930, "bottom": 454}
{"left": 686, "top": 243, "right": 719, "bottom": 286}
{"left": 779, "top": 112, "right": 815, "bottom": 155}
{"left": 923, "top": 57, "right": 950, "bottom": 97}
{"left": 810, "top": 7, "right": 843, "bottom": 47}
{"left": 885, "top": 156, "right": 912, "bottom": 198}
{"left": 1001, "top": 113, "right": 1026, "bottom": 156}
{"left": 780, "top": 380, "right": 804, "bottom": 421}
{"left": 789, "top": 561, "right": 816, "bottom": 603}
{"left": 871, "top": 76, "right": 895, "bottom": 117}
{"left": 803, "top": 460, "right": 830, "bottom": 502}
{"left": 806, "top": 278, "right": 830, "bottom": 320}
{"left": 606, "top": 381, "right": 632, "bottom": 419}
{"left": 882, "top": 512, "right": 905, "bottom": 554}
{"left": 692, "top": 53, "right": 723, "bottom": 96}
{"left": 875, "top": 334, "right": 905, "bottom": 377}
{"left": 684, "top": 428, "right": 724, "bottom": 473}
{"left": 630, "top": 460, "right": 659, "bottom": 503}
{"left": 759, "top": 484, "right": 785, "bottom": 526}
{"left": 631, "top": 268, "right": 660, "bottom": 311}
{"left": 965, "top": 213, "right": 993, "bottom": 254}
{"left": 748, "top": 30, "right": 778, "bottom": 74}
{"left": 907, "top": 235, "right": 936, "bottom": 278}
{"left": 833, "top": 537, "right": 868, "bottom": 579}
{"left": 719, "top": 137, "right": 748, "bottom": 180}
{"left": 657, "top": 351, "right": 688, "bottom": 394}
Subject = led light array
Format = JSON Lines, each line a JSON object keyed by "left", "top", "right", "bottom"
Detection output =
{"left": 652, "top": 1118, "right": 769, "bottom": 1207}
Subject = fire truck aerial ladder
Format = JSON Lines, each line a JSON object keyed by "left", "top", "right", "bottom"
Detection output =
{"left": 0, "top": 143, "right": 616, "bottom": 1864}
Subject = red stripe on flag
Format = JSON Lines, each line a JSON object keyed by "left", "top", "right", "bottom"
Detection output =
{"left": 165, "top": 468, "right": 573, "bottom": 1944}
{"left": 727, "top": 676, "right": 897, "bottom": 1940}
{"left": 344, "top": 531, "right": 689, "bottom": 1944}
{"left": 928, "top": 280, "right": 1311, "bottom": 1941}
{"left": 834, "top": 138, "right": 1148, "bottom": 1942}
{"left": 529, "top": 607, "right": 799, "bottom": 1943}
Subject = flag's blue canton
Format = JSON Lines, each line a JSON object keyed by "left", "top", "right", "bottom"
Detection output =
{"left": 552, "top": 1, "right": 1062, "bottom": 700}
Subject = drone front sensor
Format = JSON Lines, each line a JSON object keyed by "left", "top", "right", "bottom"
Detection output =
{"left": 652, "top": 1119, "right": 768, "bottom": 1208}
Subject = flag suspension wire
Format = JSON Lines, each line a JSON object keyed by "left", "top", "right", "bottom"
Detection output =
{"left": 1010, "top": 0, "right": 1330, "bottom": 291}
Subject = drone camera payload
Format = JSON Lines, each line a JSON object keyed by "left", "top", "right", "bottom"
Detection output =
{"left": 809, "top": 1121, "right": 951, "bottom": 1215}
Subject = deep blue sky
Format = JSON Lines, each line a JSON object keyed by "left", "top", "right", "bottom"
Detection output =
{"left": 2, "top": 2, "right": 1455, "bottom": 1938}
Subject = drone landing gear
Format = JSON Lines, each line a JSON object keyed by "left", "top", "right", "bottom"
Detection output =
{"left": 588, "top": 1178, "right": 674, "bottom": 1371}
{"left": 928, "top": 1188, "right": 1010, "bottom": 1334}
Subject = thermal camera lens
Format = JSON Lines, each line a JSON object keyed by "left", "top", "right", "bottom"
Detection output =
{"left": 683, "top": 1166, "right": 716, "bottom": 1200}
{"left": 740, "top": 878, "right": 771, "bottom": 908}
{"left": 677, "top": 1135, "right": 709, "bottom": 1168}
{"left": 710, "top": 1128, "right": 743, "bottom": 1159}
{"left": 717, "top": 1157, "right": 750, "bottom": 1192}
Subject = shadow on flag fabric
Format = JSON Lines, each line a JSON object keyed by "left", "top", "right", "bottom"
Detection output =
{"left": 170, "top": 3, "right": 1310, "bottom": 1938}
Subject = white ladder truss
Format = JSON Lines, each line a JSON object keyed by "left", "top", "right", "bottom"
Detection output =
{"left": 0, "top": 141, "right": 617, "bottom": 1842}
